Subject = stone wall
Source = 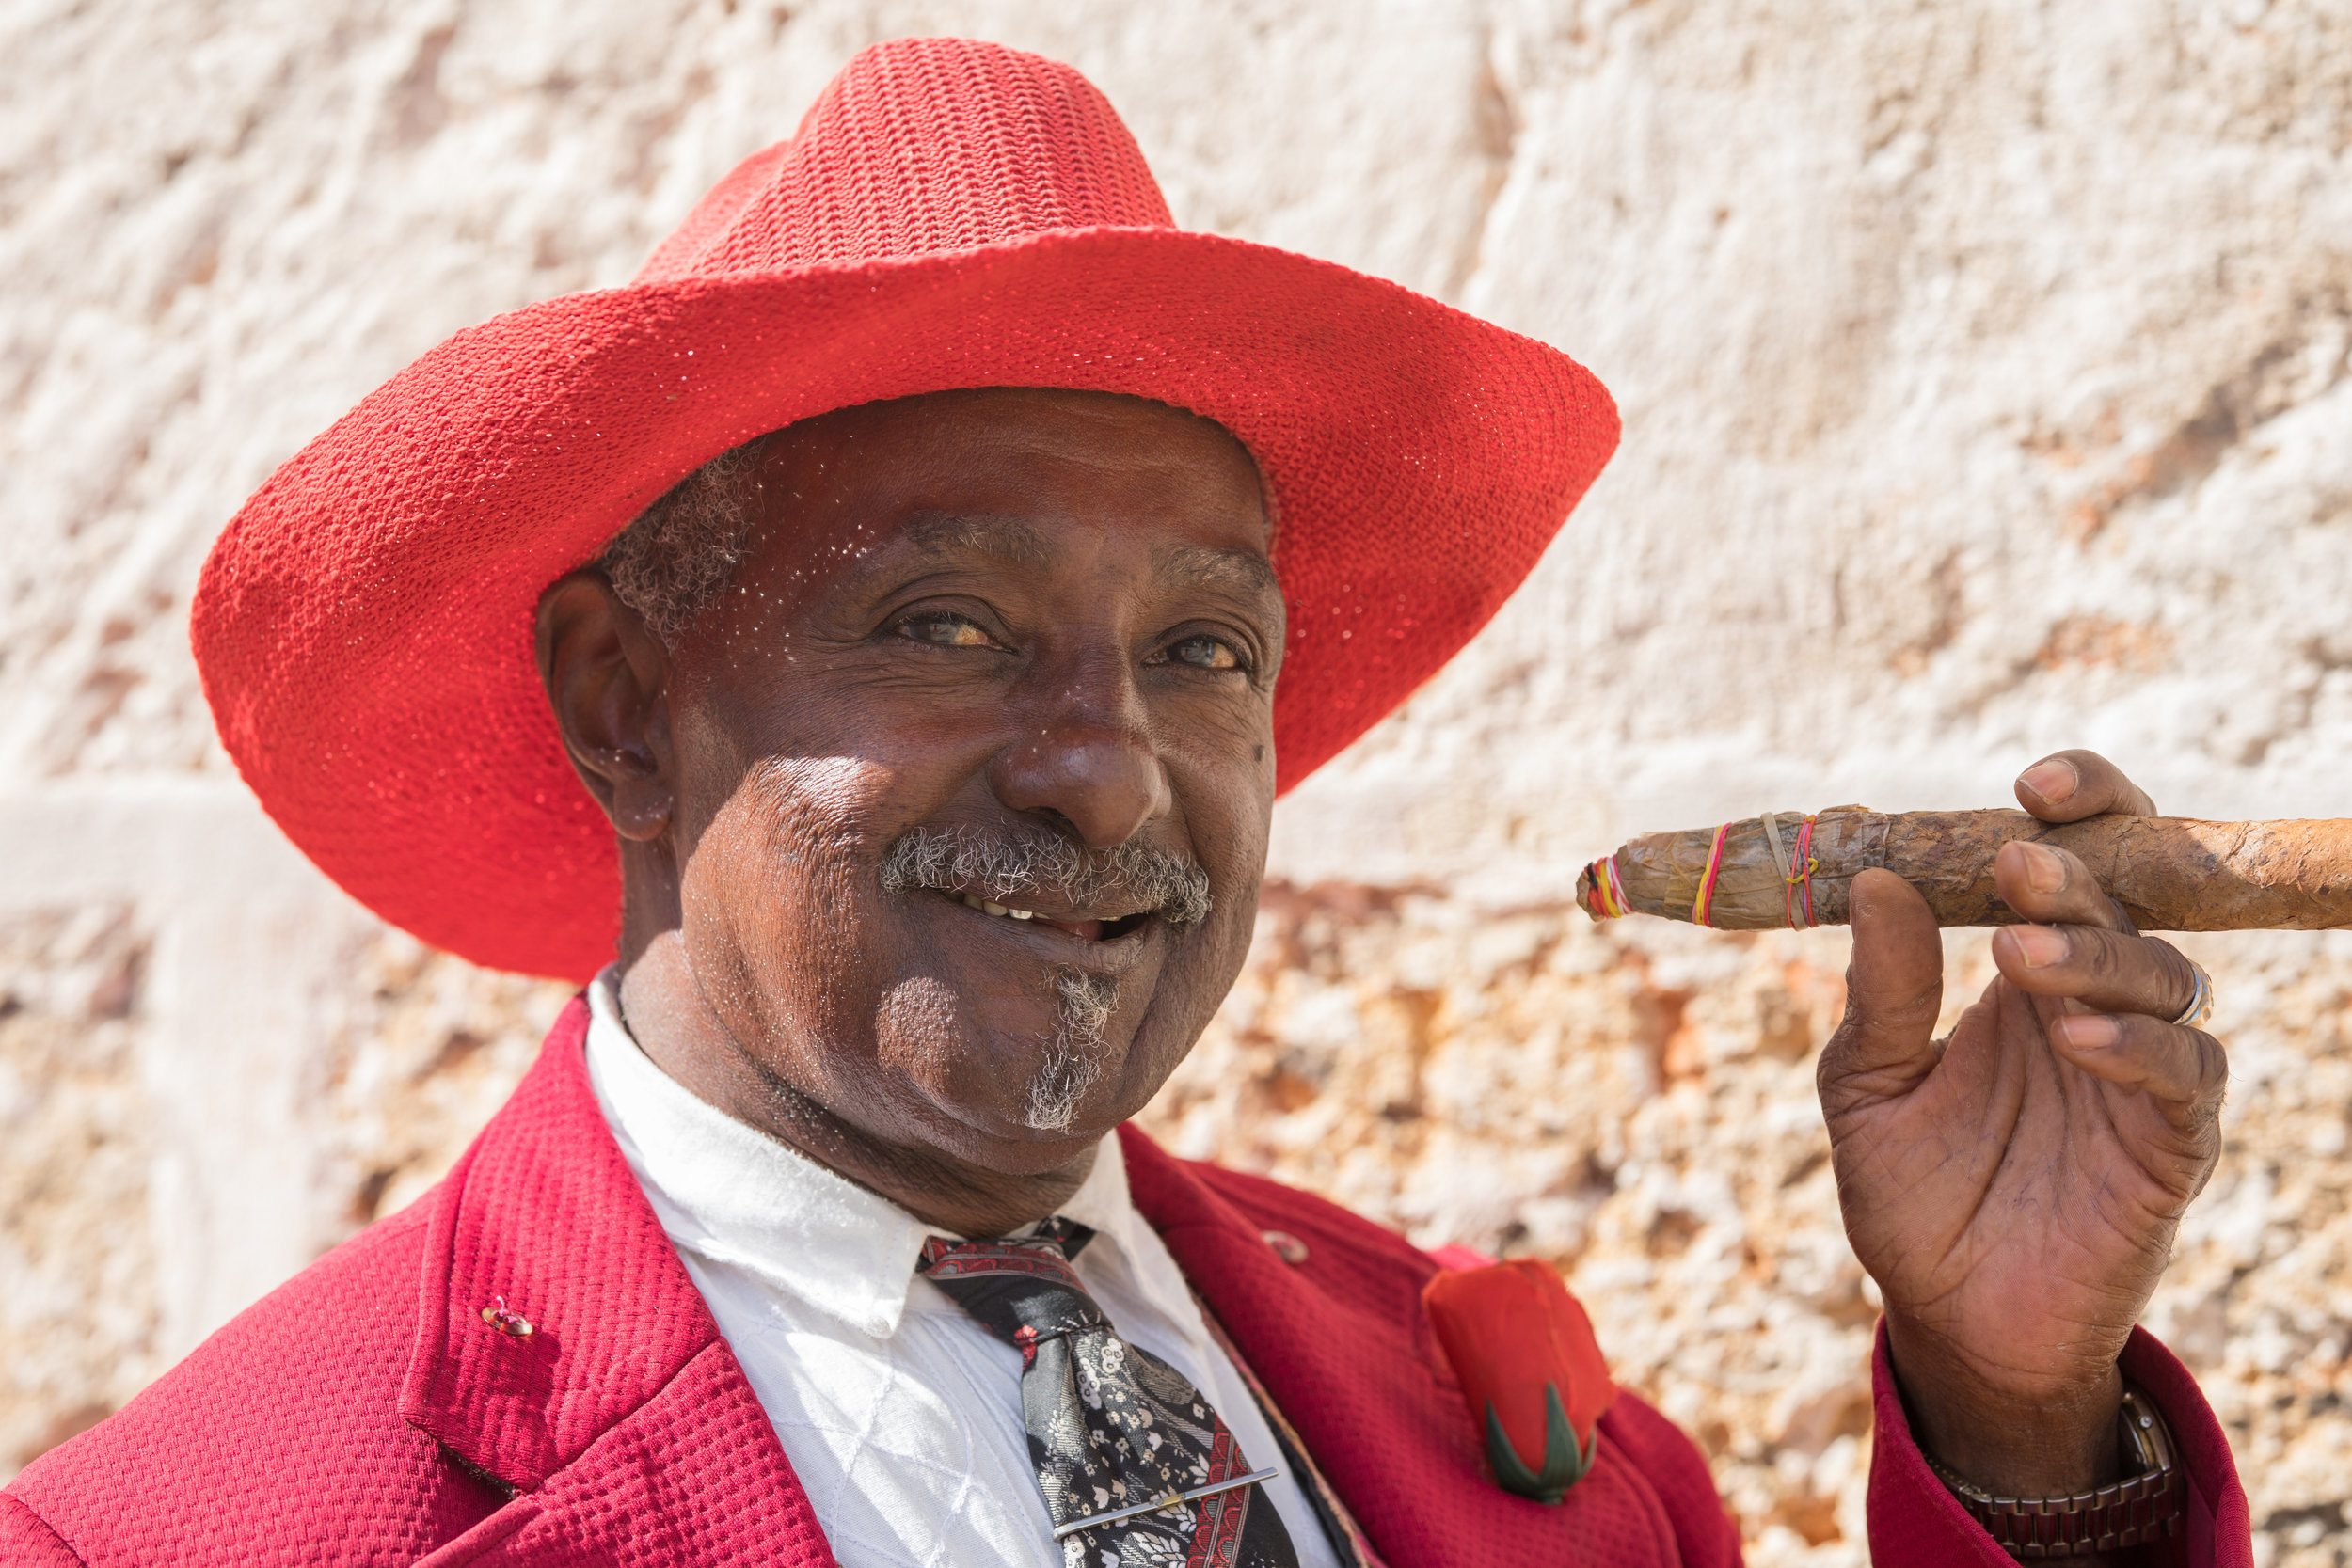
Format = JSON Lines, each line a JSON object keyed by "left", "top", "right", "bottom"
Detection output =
{"left": 3, "top": 2, "right": 2347, "bottom": 1560}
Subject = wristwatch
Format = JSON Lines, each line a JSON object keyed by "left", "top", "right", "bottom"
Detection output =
{"left": 1923, "top": 1386, "right": 2184, "bottom": 1558}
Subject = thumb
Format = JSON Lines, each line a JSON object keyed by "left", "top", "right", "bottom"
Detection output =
{"left": 1820, "top": 868, "right": 1947, "bottom": 1107}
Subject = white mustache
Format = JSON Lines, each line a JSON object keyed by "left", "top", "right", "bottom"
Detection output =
{"left": 878, "top": 824, "right": 1214, "bottom": 927}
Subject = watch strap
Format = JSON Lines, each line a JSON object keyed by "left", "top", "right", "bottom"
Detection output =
{"left": 1924, "top": 1386, "right": 2185, "bottom": 1559}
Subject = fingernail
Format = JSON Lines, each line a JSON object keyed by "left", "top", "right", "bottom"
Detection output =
{"left": 2020, "top": 759, "right": 2078, "bottom": 804}
{"left": 2019, "top": 841, "right": 2067, "bottom": 894}
{"left": 2058, "top": 1015, "right": 2120, "bottom": 1050}
{"left": 2010, "top": 925, "right": 2069, "bottom": 968}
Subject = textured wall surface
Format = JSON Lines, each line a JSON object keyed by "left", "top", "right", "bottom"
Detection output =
{"left": 4, "top": 1, "right": 2349, "bottom": 1560}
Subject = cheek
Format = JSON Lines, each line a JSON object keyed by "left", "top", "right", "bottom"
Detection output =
{"left": 1140, "top": 888, "right": 1259, "bottom": 1055}
{"left": 679, "top": 755, "right": 899, "bottom": 1022}
{"left": 1167, "top": 731, "right": 1275, "bottom": 917}
{"left": 872, "top": 975, "right": 970, "bottom": 1084}
{"left": 1120, "top": 753, "right": 1270, "bottom": 1071}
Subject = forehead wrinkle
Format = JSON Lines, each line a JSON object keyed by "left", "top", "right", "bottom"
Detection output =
{"left": 901, "top": 512, "right": 1056, "bottom": 570}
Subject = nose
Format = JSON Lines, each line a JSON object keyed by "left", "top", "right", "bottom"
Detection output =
{"left": 987, "top": 657, "right": 1172, "bottom": 849}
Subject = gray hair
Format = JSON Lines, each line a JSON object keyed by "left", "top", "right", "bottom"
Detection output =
{"left": 1029, "top": 970, "right": 1119, "bottom": 1131}
{"left": 596, "top": 438, "right": 769, "bottom": 640}
{"left": 877, "top": 823, "right": 1214, "bottom": 927}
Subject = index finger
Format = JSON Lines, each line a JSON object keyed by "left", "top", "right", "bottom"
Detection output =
{"left": 2013, "top": 748, "right": 2157, "bottom": 823}
{"left": 1993, "top": 839, "right": 2135, "bottom": 935}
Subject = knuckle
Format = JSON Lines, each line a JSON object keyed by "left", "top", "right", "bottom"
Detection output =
{"left": 2054, "top": 747, "right": 2156, "bottom": 818}
{"left": 2057, "top": 747, "right": 2116, "bottom": 796}
{"left": 2145, "top": 937, "right": 2196, "bottom": 1009}
{"left": 2072, "top": 924, "right": 2122, "bottom": 976}
{"left": 2192, "top": 1028, "right": 2230, "bottom": 1092}
{"left": 2043, "top": 852, "right": 2126, "bottom": 927}
{"left": 2094, "top": 930, "right": 2170, "bottom": 1004}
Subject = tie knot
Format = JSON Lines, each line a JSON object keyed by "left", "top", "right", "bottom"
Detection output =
{"left": 917, "top": 1221, "right": 1107, "bottom": 1348}
{"left": 917, "top": 1219, "right": 1089, "bottom": 1287}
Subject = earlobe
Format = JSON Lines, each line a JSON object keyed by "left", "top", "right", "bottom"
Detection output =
{"left": 535, "top": 571, "right": 676, "bottom": 844}
{"left": 590, "top": 740, "right": 674, "bottom": 844}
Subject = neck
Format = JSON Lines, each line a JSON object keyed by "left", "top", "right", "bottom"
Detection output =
{"left": 613, "top": 933, "right": 1098, "bottom": 1237}
{"left": 614, "top": 839, "right": 683, "bottom": 969}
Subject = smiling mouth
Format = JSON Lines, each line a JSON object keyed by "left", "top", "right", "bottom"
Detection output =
{"left": 950, "top": 892, "right": 1151, "bottom": 942}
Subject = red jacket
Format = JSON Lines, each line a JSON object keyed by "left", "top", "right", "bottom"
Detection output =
{"left": 3, "top": 1000, "right": 2249, "bottom": 1564}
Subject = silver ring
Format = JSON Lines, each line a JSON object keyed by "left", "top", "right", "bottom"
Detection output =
{"left": 2169, "top": 961, "right": 2216, "bottom": 1032}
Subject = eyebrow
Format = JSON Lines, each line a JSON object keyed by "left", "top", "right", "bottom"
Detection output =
{"left": 1152, "top": 543, "right": 1281, "bottom": 603}
{"left": 899, "top": 514, "right": 1280, "bottom": 603}
{"left": 902, "top": 513, "right": 1056, "bottom": 569}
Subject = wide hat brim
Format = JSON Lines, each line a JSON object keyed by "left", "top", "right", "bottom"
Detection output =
{"left": 194, "top": 225, "right": 1617, "bottom": 981}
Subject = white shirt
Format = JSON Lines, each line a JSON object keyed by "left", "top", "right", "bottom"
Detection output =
{"left": 583, "top": 974, "right": 1342, "bottom": 1568}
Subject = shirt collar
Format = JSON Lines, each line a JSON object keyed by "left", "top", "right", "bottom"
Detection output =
{"left": 583, "top": 968, "right": 1148, "bottom": 1341}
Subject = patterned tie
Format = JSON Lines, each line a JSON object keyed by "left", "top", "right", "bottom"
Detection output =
{"left": 918, "top": 1220, "right": 1304, "bottom": 1568}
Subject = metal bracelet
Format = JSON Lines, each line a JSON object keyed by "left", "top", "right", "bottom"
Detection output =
{"left": 1922, "top": 1387, "right": 2184, "bottom": 1559}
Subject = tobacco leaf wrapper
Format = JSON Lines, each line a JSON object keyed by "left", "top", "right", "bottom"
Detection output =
{"left": 1575, "top": 807, "right": 2352, "bottom": 931}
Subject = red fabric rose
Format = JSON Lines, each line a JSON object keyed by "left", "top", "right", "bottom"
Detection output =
{"left": 1422, "top": 1259, "right": 1616, "bottom": 1504}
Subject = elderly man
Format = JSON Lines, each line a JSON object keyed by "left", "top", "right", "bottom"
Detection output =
{"left": 4, "top": 38, "right": 2249, "bottom": 1566}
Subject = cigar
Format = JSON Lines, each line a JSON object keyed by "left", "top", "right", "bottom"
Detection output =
{"left": 1575, "top": 807, "right": 2352, "bottom": 931}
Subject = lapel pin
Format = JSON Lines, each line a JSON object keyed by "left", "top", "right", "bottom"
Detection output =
{"left": 480, "top": 1296, "right": 534, "bottom": 1338}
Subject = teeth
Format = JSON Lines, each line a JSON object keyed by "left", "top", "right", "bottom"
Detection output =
{"left": 960, "top": 895, "right": 1036, "bottom": 921}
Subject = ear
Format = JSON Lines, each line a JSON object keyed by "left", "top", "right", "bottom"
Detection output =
{"left": 535, "top": 570, "right": 675, "bottom": 844}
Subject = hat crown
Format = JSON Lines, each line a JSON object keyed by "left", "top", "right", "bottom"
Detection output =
{"left": 637, "top": 38, "right": 1175, "bottom": 284}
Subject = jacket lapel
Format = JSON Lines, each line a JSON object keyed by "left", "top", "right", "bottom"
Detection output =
{"left": 401, "top": 998, "right": 837, "bottom": 1565}
{"left": 395, "top": 1006, "right": 1684, "bottom": 1565}
{"left": 1121, "top": 1125, "right": 1684, "bottom": 1568}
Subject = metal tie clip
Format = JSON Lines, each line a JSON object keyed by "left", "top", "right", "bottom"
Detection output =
{"left": 1050, "top": 1467, "right": 1280, "bottom": 1541}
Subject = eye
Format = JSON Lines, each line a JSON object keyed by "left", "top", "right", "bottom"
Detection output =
{"left": 893, "top": 611, "right": 996, "bottom": 648}
{"left": 1155, "top": 634, "right": 1247, "bottom": 672}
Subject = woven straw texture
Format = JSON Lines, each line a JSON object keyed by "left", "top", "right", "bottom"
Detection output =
{"left": 188, "top": 36, "right": 1617, "bottom": 981}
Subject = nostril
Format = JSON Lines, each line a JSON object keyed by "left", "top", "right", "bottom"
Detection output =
{"left": 1030, "top": 806, "right": 1082, "bottom": 839}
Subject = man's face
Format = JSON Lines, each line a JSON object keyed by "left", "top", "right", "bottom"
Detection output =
{"left": 656, "top": 389, "right": 1279, "bottom": 1175}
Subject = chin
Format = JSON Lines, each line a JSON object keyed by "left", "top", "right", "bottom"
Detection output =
{"left": 940, "top": 1039, "right": 1139, "bottom": 1152}
{"left": 901, "top": 1009, "right": 1186, "bottom": 1170}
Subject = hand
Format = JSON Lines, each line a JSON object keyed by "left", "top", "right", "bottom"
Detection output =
{"left": 1817, "top": 750, "right": 2225, "bottom": 1494}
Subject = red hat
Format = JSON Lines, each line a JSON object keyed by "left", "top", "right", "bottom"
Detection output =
{"left": 192, "top": 37, "right": 1618, "bottom": 982}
